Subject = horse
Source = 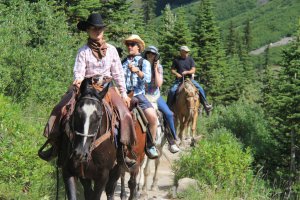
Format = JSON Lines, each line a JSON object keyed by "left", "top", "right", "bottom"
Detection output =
{"left": 105, "top": 98, "right": 148, "bottom": 200}
{"left": 171, "top": 78, "right": 200, "bottom": 145}
{"left": 140, "top": 106, "right": 175, "bottom": 198}
{"left": 59, "top": 77, "right": 120, "bottom": 200}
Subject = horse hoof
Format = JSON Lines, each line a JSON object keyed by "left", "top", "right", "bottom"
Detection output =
{"left": 151, "top": 185, "right": 159, "bottom": 191}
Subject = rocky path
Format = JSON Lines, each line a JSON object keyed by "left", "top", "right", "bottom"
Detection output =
{"left": 100, "top": 144, "right": 181, "bottom": 200}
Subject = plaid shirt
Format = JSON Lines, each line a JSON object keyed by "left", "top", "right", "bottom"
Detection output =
{"left": 122, "top": 55, "right": 151, "bottom": 96}
{"left": 73, "top": 43, "right": 127, "bottom": 97}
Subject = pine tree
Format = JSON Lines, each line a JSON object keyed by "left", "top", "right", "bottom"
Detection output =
{"left": 159, "top": 7, "right": 192, "bottom": 92}
{"left": 268, "top": 24, "right": 300, "bottom": 194}
{"left": 99, "top": 0, "right": 143, "bottom": 45}
{"left": 192, "top": 0, "right": 222, "bottom": 92}
{"left": 244, "top": 19, "right": 252, "bottom": 52}
{"left": 142, "top": 0, "right": 156, "bottom": 23}
{"left": 226, "top": 21, "right": 237, "bottom": 56}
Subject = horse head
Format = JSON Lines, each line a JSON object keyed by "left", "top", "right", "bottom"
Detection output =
{"left": 72, "top": 77, "right": 110, "bottom": 162}
{"left": 181, "top": 79, "right": 199, "bottom": 116}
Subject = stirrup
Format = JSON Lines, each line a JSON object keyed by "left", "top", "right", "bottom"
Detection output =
{"left": 38, "top": 145, "right": 56, "bottom": 161}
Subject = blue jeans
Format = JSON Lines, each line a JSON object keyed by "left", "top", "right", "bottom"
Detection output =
{"left": 157, "top": 96, "right": 177, "bottom": 140}
{"left": 167, "top": 79, "right": 207, "bottom": 106}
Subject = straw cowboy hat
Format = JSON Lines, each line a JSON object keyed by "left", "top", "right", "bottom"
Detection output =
{"left": 124, "top": 34, "right": 145, "bottom": 52}
{"left": 77, "top": 13, "right": 106, "bottom": 31}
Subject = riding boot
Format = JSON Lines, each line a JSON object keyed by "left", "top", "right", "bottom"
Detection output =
{"left": 203, "top": 101, "right": 213, "bottom": 116}
{"left": 199, "top": 94, "right": 213, "bottom": 116}
{"left": 123, "top": 145, "right": 137, "bottom": 168}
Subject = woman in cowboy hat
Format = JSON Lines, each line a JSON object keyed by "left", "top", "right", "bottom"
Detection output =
{"left": 39, "top": 13, "right": 137, "bottom": 168}
{"left": 144, "top": 46, "right": 180, "bottom": 153}
{"left": 122, "top": 35, "right": 159, "bottom": 159}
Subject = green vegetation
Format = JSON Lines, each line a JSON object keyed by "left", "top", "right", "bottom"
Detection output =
{"left": 0, "top": 0, "right": 299, "bottom": 199}
{"left": 174, "top": 128, "right": 272, "bottom": 199}
{"left": 0, "top": 95, "right": 56, "bottom": 199}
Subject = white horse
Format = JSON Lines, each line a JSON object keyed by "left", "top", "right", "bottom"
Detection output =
{"left": 138, "top": 95, "right": 176, "bottom": 198}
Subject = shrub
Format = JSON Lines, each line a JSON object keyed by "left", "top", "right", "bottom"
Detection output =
{"left": 174, "top": 128, "right": 272, "bottom": 198}
{"left": 0, "top": 95, "right": 58, "bottom": 199}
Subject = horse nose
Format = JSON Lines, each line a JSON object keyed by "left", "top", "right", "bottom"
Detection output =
{"left": 74, "top": 147, "right": 89, "bottom": 161}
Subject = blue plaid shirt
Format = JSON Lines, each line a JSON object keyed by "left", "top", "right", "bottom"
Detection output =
{"left": 122, "top": 55, "right": 151, "bottom": 96}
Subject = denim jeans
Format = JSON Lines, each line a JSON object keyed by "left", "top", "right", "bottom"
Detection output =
{"left": 157, "top": 96, "right": 177, "bottom": 140}
{"left": 167, "top": 79, "right": 207, "bottom": 106}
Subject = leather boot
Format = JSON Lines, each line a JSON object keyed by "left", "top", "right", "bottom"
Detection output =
{"left": 203, "top": 101, "right": 213, "bottom": 116}
{"left": 123, "top": 145, "right": 137, "bottom": 168}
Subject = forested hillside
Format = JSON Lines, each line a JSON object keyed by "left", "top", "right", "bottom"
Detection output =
{"left": 0, "top": 0, "right": 299, "bottom": 199}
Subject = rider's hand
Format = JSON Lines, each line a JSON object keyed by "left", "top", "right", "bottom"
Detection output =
{"left": 73, "top": 79, "right": 83, "bottom": 88}
{"left": 176, "top": 73, "right": 182, "bottom": 79}
{"left": 182, "top": 71, "right": 189, "bottom": 76}
{"left": 122, "top": 96, "right": 131, "bottom": 108}
{"left": 154, "top": 60, "right": 159, "bottom": 70}
{"left": 128, "top": 63, "right": 139, "bottom": 73}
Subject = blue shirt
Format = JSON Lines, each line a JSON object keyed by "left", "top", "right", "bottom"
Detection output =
{"left": 122, "top": 55, "right": 151, "bottom": 96}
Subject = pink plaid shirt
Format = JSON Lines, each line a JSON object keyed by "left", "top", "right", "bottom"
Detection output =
{"left": 73, "top": 43, "right": 127, "bottom": 97}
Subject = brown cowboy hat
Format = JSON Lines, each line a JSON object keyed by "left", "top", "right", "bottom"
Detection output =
{"left": 77, "top": 13, "right": 106, "bottom": 31}
{"left": 124, "top": 34, "right": 145, "bottom": 52}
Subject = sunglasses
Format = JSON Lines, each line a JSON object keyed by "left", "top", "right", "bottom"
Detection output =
{"left": 89, "top": 26, "right": 104, "bottom": 31}
{"left": 126, "top": 42, "right": 138, "bottom": 47}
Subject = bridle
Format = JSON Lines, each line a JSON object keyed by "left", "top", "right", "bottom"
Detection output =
{"left": 72, "top": 95, "right": 103, "bottom": 160}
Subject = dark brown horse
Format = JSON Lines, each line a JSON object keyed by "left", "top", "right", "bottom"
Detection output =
{"left": 172, "top": 78, "right": 200, "bottom": 143}
{"left": 106, "top": 101, "right": 148, "bottom": 200}
{"left": 59, "top": 78, "right": 120, "bottom": 200}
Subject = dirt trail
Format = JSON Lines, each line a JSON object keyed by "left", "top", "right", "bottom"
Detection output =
{"left": 249, "top": 36, "right": 295, "bottom": 55}
{"left": 100, "top": 145, "right": 181, "bottom": 200}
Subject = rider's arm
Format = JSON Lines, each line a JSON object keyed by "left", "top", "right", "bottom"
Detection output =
{"left": 171, "top": 67, "right": 182, "bottom": 78}
{"left": 73, "top": 48, "right": 87, "bottom": 81}
{"left": 182, "top": 67, "right": 195, "bottom": 76}
{"left": 154, "top": 61, "right": 163, "bottom": 87}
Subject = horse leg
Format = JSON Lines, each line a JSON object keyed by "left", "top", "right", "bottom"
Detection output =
{"left": 191, "top": 108, "right": 199, "bottom": 147}
{"left": 106, "top": 164, "right": 122, "bottom": 200}
{"left": 79, "top": 178, "right": 93, "bottom": 200}
{"left": 93, "top": 169, "right": 109, "bottom": 200}
{"left": 142, "top": 157, "right": 150, "bottom": 192}
{"left": 62, "top": 170, "right": 77, "bottom": 200}
{"left": 128, "top": 170, "right": 139, "bottom": 200}
{"left": 151, "top": 152, "right": 162, "bottom": 191}
{"left": 120, "top": 169, "right": 127, "bottom": 200}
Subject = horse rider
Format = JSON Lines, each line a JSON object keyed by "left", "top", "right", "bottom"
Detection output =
{"left": 122, "top": 34, "right": 159, "bottom": 159}
{"left": 167, "top": 46, "right": 213, "bottom": 115}
{"left": 39, "top": 13, "right": 137, "bottom": 168}
{"left": 144, "top": 46, "right": 180, "bottom": 153}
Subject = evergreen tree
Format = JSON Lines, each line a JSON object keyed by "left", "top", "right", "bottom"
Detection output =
{"left": 142, "top": 0, "right": 156, "bottom": 23}
{"left": 244, "top": 19, "right": 252, "bottom": 52}
{"left": 159, "top": 7, "right": 192, "bottom": 92}
{"left": 192, "top": 0, "right": 223, "bottom": 92}
{"left": 268, "top": 25, "right": 300, "bottom": 195}
{"left": 99, "top": 0, "right": 144, "bottom": 45}
{"left": 226, "top": 21, "right": 237, "bottom": 56}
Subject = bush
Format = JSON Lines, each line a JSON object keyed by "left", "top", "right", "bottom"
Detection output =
{"left": 197, "top": 99, "right": 278, "bottom": 173}
{"left": 174, "top": 128, "right": 272, "bottom": 199}
{"left": 0, "top": 95, "right": 58, "bottom": 199}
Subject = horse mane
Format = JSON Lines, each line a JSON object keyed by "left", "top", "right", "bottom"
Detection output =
{"left": 80, "top": 78, "right": 110, "bottom": 99}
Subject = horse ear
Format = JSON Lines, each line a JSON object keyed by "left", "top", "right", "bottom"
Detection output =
{"left": 80, "top": 78, "right": 93, "bottom": 94}
{"left": 98, "top": 82, "right": 110, "bottom": 99}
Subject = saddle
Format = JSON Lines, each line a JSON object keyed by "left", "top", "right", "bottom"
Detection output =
{"left": 177, "top": 78, "right": 199, "bottom": 97}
